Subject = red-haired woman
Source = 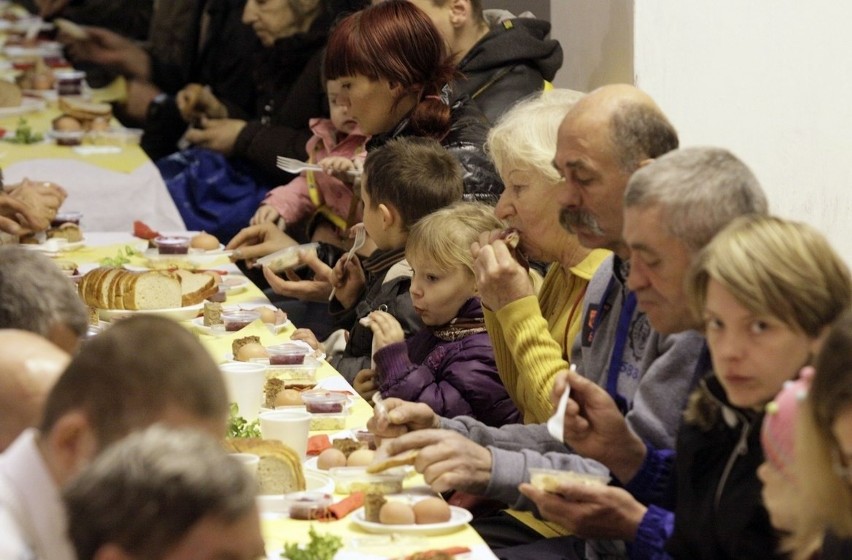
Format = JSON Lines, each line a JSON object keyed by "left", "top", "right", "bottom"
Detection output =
{"left": 325, "top": 0, "right": 502, "bottom": 203}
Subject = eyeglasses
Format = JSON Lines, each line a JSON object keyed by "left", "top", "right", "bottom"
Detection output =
{"left": 831, "top": 447, "right": 852, "bottom": 481}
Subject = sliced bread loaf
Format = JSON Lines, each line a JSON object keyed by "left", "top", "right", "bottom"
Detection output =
{"left": 224, "top": 438, "right": 305, "bottom": 495}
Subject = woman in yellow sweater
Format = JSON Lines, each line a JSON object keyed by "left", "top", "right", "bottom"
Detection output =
{"left": 474, "top": 90, "right": 610, "bottom": 424}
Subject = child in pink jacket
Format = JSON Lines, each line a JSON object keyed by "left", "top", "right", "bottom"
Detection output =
{"left": 251, "top": 78, "right": 369, "bottom": 248}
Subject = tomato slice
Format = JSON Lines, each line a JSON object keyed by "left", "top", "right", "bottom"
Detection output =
{"left": 133, "top": 220, "right": 160, "bottom": 240}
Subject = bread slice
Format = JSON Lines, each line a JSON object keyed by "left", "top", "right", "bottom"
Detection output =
{"left": 47, "top": 223, "right": 83, "bottom": 242}
{"left": 58, "top": 96, "right": 112, "bottom": 120}
{"left": 174, "top": 269, "right": 219, "bottom": 306}
{"left": 122, "top": 271, "right": 181, "bottom": 310}
{"left": 224, "top": 438, "right": 305, "bottom": 495}
{"left": 96, "top": 268, "right": 123, "bottom": 309}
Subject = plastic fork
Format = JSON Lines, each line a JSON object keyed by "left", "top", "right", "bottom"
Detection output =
{"left": 329, "top": 224, "right": 367, "bottom": 302}
{"left": 276, "top": 156, "right": 360, "bottom": 179}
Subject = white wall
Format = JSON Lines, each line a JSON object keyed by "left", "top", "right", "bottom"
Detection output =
{"left": 551, "top": 0, "right": 852, "bottom": 265}
{"left": 549, "top": 0, "right": 634, "bottom": 90}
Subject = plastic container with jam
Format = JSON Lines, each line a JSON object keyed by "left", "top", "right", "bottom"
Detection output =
{"left": 54, "top": 69, "right": 86, "bottom": 96}
{"left": 154, "top": 236, "right": 190, "bottom": 255}
{"left": 221, "top": 310, "right": 260, "bottom": 332}
{"left": 301, "top": 390, "right": 348, "bottom": 414}
{"left": 267, "top": 342, "right": 310, "bottom": 365}
{"left": 51, "top": 211, "right": 83, "bottom": 228}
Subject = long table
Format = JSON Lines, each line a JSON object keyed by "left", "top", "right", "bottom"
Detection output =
{"left": 57, "top": 233, "right": 497, "bottom": 560}
{"left": 0, "top": 88, "right": 185, "bottom": 232}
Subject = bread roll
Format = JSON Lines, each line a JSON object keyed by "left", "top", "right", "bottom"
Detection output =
{"left": 0, "top": 81, "right": 22, "bottom": 108}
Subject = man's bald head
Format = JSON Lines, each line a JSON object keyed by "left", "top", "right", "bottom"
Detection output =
{"left": 554, "top": 84, "right": 678, "bottom": 254}
{"left": 0, "top": 329, "right": 68, "bottom": 451}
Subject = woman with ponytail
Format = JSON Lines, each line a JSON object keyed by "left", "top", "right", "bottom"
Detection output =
{"left": 324, "top": 0, "right": 503, "bottom": 203}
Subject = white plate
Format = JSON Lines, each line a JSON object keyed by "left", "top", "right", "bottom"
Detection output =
{"left": 256, "top": 471, "right": 334, "bottom": 514}
{"left": 98, "top": 302, "right": 204, "bottom": 322}
{"left": 0, "top": 96, "right": 46, "bottom": 118}
{"left": 20, "top": 238, "right": 85, "bottom": 253}
{"left": 351, "top": 505, "right": 472, "bottom": 536}
{"left": 22, "top": 89, "right": 57, "bottom": 101}
{"left": 190, "top": 315, "right": 292, "bottom": 335}
{"left": 220, "top": 275, "right": 250, "bottom": 294}
{"left": 4, "top": 42, "right": 63, "bottom": 58}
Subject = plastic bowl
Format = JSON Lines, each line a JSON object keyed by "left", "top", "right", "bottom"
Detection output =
{"left": 267, "top": 342, "right": 310, "bottom": 365}
{"left": 528, "top": 467, "right": 610, "bottom": 492}
{"left": 301, "top": 389, "right": 348, "bottom": 414}
{"left": 221, "top": 310, "right": 260, "bottom": 332}
{"left": 255, "top": 242, "right": 319, "bottom": 273}
{"left": 50, "top": 130, "right": 84, "bottom": 146}
{"left": 328, "top": 466, "right": 405, "bottom": 495}
{"left": 154, "top": 236, "right": 190, "bottom": 255}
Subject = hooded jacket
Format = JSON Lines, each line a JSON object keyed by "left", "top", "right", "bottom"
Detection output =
{"left": 374, "top": 297, "right": 521, "bottom": 427}
{"left": 453, "top": 10, "right": 563, "bottom": 125}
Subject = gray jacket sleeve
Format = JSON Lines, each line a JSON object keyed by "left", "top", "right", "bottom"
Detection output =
{"left": 439, "top": 416, "right": 609, "bottom": 509}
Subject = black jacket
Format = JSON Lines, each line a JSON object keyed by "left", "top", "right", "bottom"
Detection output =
{"left": 453, "top": 12, "right": 563, "bottom": 125}
{"left": 665, "top": 375, "right": 784, "bottom": 559}
{"left": 366, "top": 97, "right": 504, "bottom": 205}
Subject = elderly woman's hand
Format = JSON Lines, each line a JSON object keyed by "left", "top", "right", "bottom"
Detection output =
{"left": 471, "top": 228, "right": 535, "bottom": 311}
{"left": 0, "top": 193, "right": 47, "bottom": 235}
{"left": 6, "top": 179, "right": 67, "bottom": 214}
{"left": 177, "top": 84, "right": 228, "bottom": 124}
{"left": 183, "top": 117, "right": 246, "bottom": 156}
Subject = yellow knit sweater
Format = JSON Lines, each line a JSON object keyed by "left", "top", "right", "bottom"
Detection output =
{"left": 484, "top": 249, "right": 610, "bottom": 424}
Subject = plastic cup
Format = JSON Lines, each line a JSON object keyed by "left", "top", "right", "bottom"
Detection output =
{"left": 259, "top": 410, "right": 311, "bottom": 458}
{"left": 220, "top": 362, "right": 266, "bottom": 421}
{"left": 55, "top": 69, "right": 86, "bottom": 96}
{"left": 230, "top": 453, "right": 260, "bottom": 477}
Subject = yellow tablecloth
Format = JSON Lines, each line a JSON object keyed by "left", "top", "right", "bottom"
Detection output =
{"left": 0, "top": 85, "right": 186, "bottom": 231}
{"left": 59, "top": 234, "right": 495, "bottom": 560}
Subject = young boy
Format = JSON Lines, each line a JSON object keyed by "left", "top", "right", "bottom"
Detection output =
{"left": 326, "top": 137, "right": 464, "bottom": 384}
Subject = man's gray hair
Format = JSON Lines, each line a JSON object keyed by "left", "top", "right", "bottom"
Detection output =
{"left": 64, "top": 425, "right": 258, "bottom": 560}
{"left": 0, "top": 246, "right": 87, "bottom": 339}
{"left": 610, "top": 102, "right": 679, "bottom": 172}
{"left": 625, "top": 147, "right": 769, "bottom": 252}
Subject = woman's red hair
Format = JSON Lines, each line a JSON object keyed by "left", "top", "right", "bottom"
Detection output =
{"left": 325, "top": 0, "right": 456, "bottom": 139}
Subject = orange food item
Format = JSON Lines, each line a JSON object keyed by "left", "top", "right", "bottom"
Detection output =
{"left": 306, "top": 434, "right": 332, "bottom": 456}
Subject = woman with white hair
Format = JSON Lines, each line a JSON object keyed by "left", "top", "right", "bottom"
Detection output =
{"left": 473, "top": 89, "right": 610, "bottom": 425}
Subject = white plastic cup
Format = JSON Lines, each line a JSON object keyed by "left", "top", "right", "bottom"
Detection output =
{"left": 259, "top": 410, "right": 311, "bottom": 458}
{"left": 231, "top": 453, "right": 260, "bottom": 477}
{"left": 220, "top": 362, "right": 266, "bottom": 421}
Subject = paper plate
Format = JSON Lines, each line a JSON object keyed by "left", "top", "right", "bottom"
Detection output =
{"left": 19, "top": 238, "right": 85, "bottom": 253}
{"left": 98, "top": 302, "right": 204, "bottom": 322}
{"left": 351, "top": 505, "right": 472, "bottom": 536}
{"left": 0, "top": 97, "right": 47, "bottom": 118}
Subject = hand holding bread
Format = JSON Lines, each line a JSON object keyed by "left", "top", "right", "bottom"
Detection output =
{"left": 177, "top": 84, "right": 228, "bottom": 124}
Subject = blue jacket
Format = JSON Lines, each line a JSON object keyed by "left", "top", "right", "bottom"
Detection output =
{"left": 374, "top": 297, "right": 520, "bottom": 427}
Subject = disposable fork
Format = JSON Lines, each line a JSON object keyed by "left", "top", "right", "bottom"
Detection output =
{"left": 276, "top": 156, "right": 360, "bottom": 179}
{"left": 329, "top": 224, "right": 367, "bottom": 302}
